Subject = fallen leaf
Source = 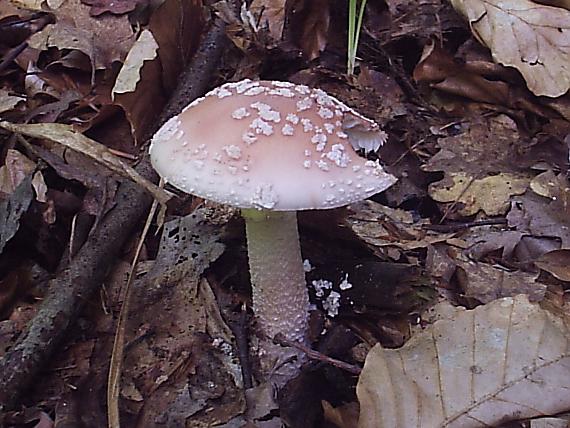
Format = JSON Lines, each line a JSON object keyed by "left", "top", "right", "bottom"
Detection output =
{"left": 0, "top": 89, "right": 25, "bottom": 114}
{"left": 508, "top": 192, "right": 570, "bottom": 248}
{"left": 27, "top": 0, "right": 135, "bottom": 70}
{"left": 414, "top": 41, "right": 510, "bottom": 105}
{"left": 125, "top": 209, "right": 244, "bottom": 426}
{"left": 535, "top": 249, "right": 570, "bottom": 281}
{"left": 449, "top": 0, "right": 570, "bottom": 97}
{"left": 456, "top": 257, "right": 546, "bottom": 303}
{"left": 347, "top": 200, "right": 457, "bottom": 252}
{"left": 149, "top": 0, "right": 205, "bottom": 95}
{"left": 0, "top": 174, "right": 33, "bottom": 254}
{"left": 285, "top": 0, "right": 330, "bottom": 60}
{"left": 530, "top": 169, "right": 563, "bottom": 199}
{"left": 464, "top": 230, "right": 523, "bottom": 261}
{"left": 429, "top": 172, "right": 529, "bottom": 216}
{"left": 81, "top": 0, "right": 145, "bottom": 16}
{"left": 357, "top": 295, "right": 570, "bottom": 427}
{"left": 530, "top": 417, "right": 570, "bottom": 428}
{"left": 112, "top": 30, "right": 159, "bottom": 97}
{"left": 322, "top": 400, "right": 359, "bottom": 428}
{"left": 250, "top": 0, "right": 286, "bottom": 42}
{"left": 0, "top": 149, "right": 36, "bottom": 194}
{"left": 0, "top": 121, "right": 172, "bottom": 204}
{"left": 427, "top": 115, "right": 520, "bottom": 171}
{"left": 113, "top": 0, "right": 204, "bottom": 142}
{"left": 8, "top": 0, "right": 44, "bottom": 10}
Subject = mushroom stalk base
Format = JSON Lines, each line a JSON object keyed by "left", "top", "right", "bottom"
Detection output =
{"left": 242, "top": 209, "right": 309, "bottom": 385}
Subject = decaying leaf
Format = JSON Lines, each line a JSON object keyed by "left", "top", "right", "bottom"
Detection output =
{"left": 0, "top": 149, "right": 36, "bottom": 195}
{"left": 322, "top": 400, "right": 359, "bottom": 428}
{"left": 414, "top": 41, "right": 510, "bottom": 105}
{"left": 0, "top": 89, "right": 25, "bottom": 114}
{"left": 535, "top": 249, "right": 570, "bottom": 281}
{"left": 429, "top": 172, "right": 529, "bottom": 216}
{"left": 455, "top": 257, "right": 546, "bottom": 303}
{"left": 357, "top": 295, "right": 570, "bottom": 427}
{"left": 81, "top": 0, "right": 144, "bottom": 16}
{"left": 0, "top": 121, "right": 172, "bottom": 204}
{"left": 347, "top": 200, "right": 457, "bottom": 252}
{"left": 112, "top": 30, "right": 159, "bottom": 97}
{"left": 0, "top": 174, "right": 33, "bottom": 254}
{"left": 112, "top": 0, "right": 204, "bottom": 142}
{"left": 124, "top": 209, "right": 244, "bottom": 425}
{"left": 250, "top": 0, "right": 286, "bottom": 41}
{"left": 424, "top": 115, "right": 533, "bottom": 216}
{"left": 449, "top": 0, "right": 570, "bottom": 97}
{"left": 27, "top": 0, "right": 135, "bottom": 70}
{"left": 530, "top": 170, "right": 567, "bottom": 200}
{"left": 508, "top": 192, "right": 570, "bottom": 248}
{"left": 424, "top": 115, "right": 522, "bottom": 174}
{"left": 284, "top": 0, "right": 330, "bottom": 60}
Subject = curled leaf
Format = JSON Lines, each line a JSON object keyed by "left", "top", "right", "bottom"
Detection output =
{"left": 449, "top": 0, "right": 570, "bottom": 97}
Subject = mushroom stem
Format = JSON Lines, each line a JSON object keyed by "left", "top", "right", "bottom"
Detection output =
{"left": 242, "top": 209, "right": 309, "bottom": 382}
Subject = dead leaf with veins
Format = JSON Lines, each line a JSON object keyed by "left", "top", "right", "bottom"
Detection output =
{"left": 357, "top": 295, "right": 570, "bottom": 428}
{"left": 27, "top": 0, "right": 135, "bottom": 70}
{"left": 424, "top": 115, "right": 533, "bottom": 216}
{"left": 429, "top": 172, "right": 529, "bottom": 216}
{"left": 449, "top": 0, "right": 570, "bottom": 97}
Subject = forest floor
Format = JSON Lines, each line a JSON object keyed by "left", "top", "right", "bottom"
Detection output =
{"left": 1, "top": 0, "right": 570, "bottom": 427}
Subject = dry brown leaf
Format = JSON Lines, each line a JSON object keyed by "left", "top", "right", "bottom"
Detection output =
{"left": 0, "top": 89, "right": 25, "bottom": 114}
{"left": 81, "top": 0, "right": 145, "bottom": 16}
{"left": 449, "top": 0, "right": 570, "bottom": 97}
{"left": 112, "top": 30, "right": 159, "bottom": 97}
{"left": 0, "top": 174, "right": 33, "bottom": 254}
{"left": 535, "top": 249, "right": 570, "bottom": 281}
{"left": 124, "top": 210, "right": 244, "bottom": 426}
{"left": 250, "top": 0, "right": 286, "bottom": 41}
{"left": 0, "top": 121, "right": 172, "bottom": 204}
{"left": 423, "top": 115, "right": 523, "bottom": 174}
{"left": 113, "top": 0, "right": 204, "bottom": 143}
{"left": 414, "top": 41, "right": 511, "bottom": 105}
{"left": 322, "top": 400, "right": 359, "bottom": 428}
{"left": 429, "top": 172, "right": 529, "bottom": 216}
{"left": 530, "top": 169, "right": 561, "bottom": 199}
{"left": 508, "top": 191, "right": 570, "bottom": 248}
{"left": 357, "top": 295, "right": 570, "bottom": 428}
{"left": 284, "top": 0, "right": 330, "bottom": 60}
{"left": 7, "top": 0, "right": 44, "bottom": 10}
{"left": 456, "top": 257, "right": 546, "bottom": 303}
{"left": 0, "top": 149, "right": 36, "bottom": 195}
{"left": 346, "top": 200, "right": 456, "bottom": 251}
{"left": 27, "top": 0, "right": 135, "bottom": 70}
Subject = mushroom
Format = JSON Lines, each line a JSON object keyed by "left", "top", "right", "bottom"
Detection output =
{"left": 149, "top": 79, "right": 397, "bottom": 384}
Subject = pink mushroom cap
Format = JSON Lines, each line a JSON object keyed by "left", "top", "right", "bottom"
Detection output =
{"left": 150, "top": 79, "right": 397, "bottom": 210}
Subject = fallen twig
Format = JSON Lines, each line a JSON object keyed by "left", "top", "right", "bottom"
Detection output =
{"left": 273, "top": 333, "right": 362, "bottom": 375}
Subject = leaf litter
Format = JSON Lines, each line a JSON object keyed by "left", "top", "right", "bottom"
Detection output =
{"left": 2, "top": 0, "right": 570, "bottom": 426}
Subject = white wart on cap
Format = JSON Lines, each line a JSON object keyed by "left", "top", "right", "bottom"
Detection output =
{"left": 150, "top": 79, "right": 397, "bottom": 210}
